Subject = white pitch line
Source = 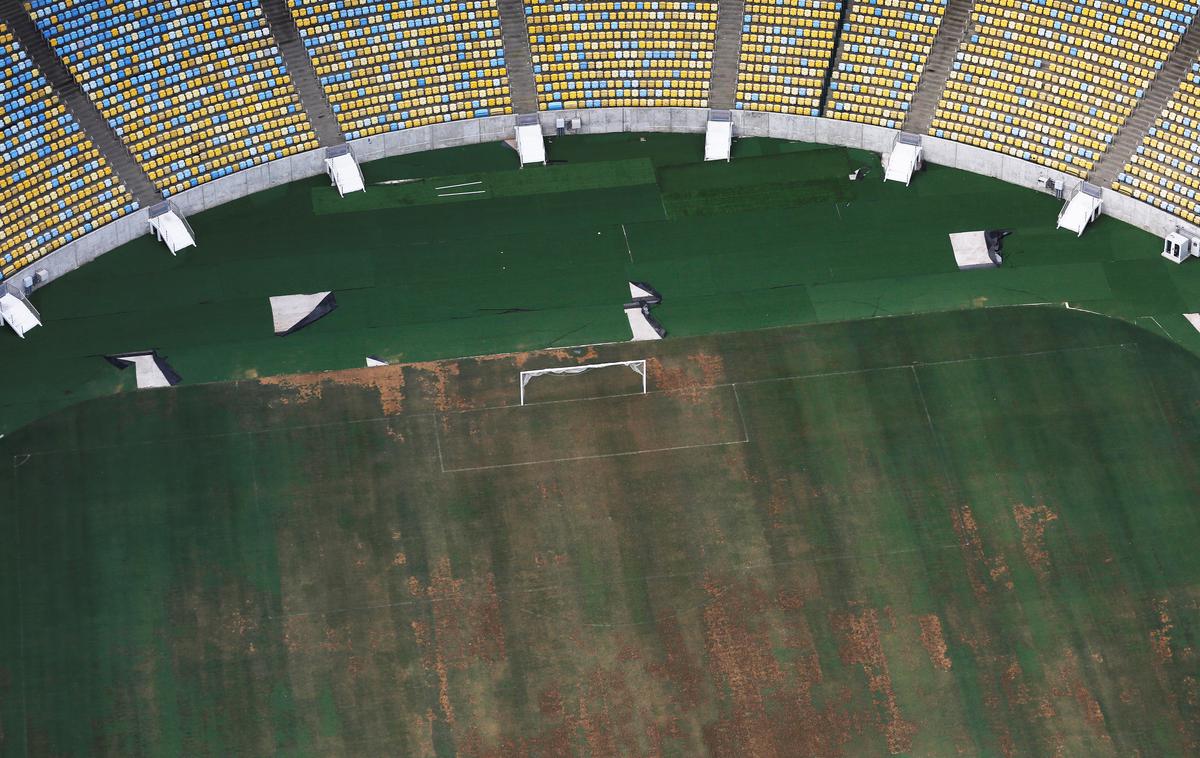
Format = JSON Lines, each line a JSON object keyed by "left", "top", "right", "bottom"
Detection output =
{"left": 732, "top": 383, "right": 750, "bottom": 444}
{"left": 435, "top": 180, "right": 483, "bottom": 190}
{"left": 438, "top": 190, "right": 487, "bottom": 197}
{"left": 1142, "top": 315, "right": 1174, "bottom": 340}
{"left": 439, "top": 437, "right": 749, "bottom": 474}
{"left": 17, "top": 341, "right": 1134, "bottom": 460}
{"left": 432, "top": 415, "right": 446, "bottom": 473}
{"left": 621, "top": 223, "right": 633, "bottom": 262}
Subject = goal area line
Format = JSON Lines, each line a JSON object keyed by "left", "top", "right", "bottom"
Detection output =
{"left": 435, "top": 384, "right": 750, "bottom": 473}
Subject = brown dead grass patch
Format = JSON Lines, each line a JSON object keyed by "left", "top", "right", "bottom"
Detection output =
{"left": 407, "top": 557, "right": 507, "bottom": 730}
{"left": 918, "top": 614, "right": 952, "bottom": 671}
{"left": 951, "top": 504, "right": 1013, "bottom": 596}
{"left": 701, "top": 577, "right": 783, "bottom": 757}
{"left": 1012, "top": 503, "right": 1058, "bottom": 581}
{"left": 259, "top": 365, "right": 406, "bottom": 414}
{"left": 1050, "top": 648, "right": 1111, "bottom": 740}
{"left": 1151, "top": 597, "right": 1174, "bottom": 662}
{"left": 832, "top": 606, "right": 917, "bottom": 754}
{"left": 407, "top": 361, "right": 465, "bottom": 411}
{"left": 645, "top": 354, "right": 725, "bottom": 404}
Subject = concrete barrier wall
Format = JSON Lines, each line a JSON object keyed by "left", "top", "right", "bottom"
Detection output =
{"left": 26, "top": 108, "right": 1195, "bottom": 293}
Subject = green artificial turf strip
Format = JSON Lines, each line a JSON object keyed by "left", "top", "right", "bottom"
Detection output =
{"left": 3, "top": 307, "right": 1200, "bottom": 755}
{"left": 0, "top": 133, "right": 1193, "bottom": 437}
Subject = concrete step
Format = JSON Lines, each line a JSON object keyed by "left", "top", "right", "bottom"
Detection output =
{"left": 818, "top": 0, "right": 855, "bottom": 115}
{"left": 497, "top": 0, "right": 539, "bottom": 113}
{"left": 1088, "top": 23, "right": 1200, "bottom": 188}
{"left": 902, "top": 0, "right": 974, "bottom": 134}
{"left": 0, "top": 0, "right": 160, "bottom": 204}
{"left": 259, "top": 0, "right": 343, "bottom": 146}
{"left": 708, "top": 0, "right": 747, "bottom": 109}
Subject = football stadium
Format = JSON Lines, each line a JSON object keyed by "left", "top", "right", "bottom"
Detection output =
{"left": 3, "top": 0, "right": 1200, "bottom": 754}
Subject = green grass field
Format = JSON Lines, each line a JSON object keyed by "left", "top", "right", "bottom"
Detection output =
{"left": 3, "top": 307, "right": 1200, "bottom": 756}
{"left": 6, "top": 133, "right": 1200, "bottom": 437}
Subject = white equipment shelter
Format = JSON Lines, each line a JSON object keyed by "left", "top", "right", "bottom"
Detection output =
{"left": 519, "top": 359, "right": 647, "bottom": 405}
{"left": 0, "top": 285, "right": 41, "bottom": 338}
{"left": 1163, "top": 228, "right": 1200, "bottom": 264}
{"left": 515, "top": 114, "right": 546, "bottom": 166}
{"left": 704, "top": 110, "right": 732, "bottom": 162}
{"left": 147, "top": 201, "right": 196, "bottom": 255}
{"left": 325, "top": 144, "right": 365, "bottom": 196}
{"left": 1057, "top": 182, "right": 1103, "bottom": 236}
{"left": 884, "top": 133, "right": 923, "bottom": 186}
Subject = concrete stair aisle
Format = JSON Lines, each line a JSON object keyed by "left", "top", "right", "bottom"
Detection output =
{"left": 497, "top": 0, "right": 540, "bottom": 113}
{"left": 259, "top": 0, "right": 343, "bottom": 146}
{"left": 0, "top": 0, "right": 160, "bottom": 205}
{"left": 902, "top": 0, "right": 974, "bottom": 134}
{"left": 1088, "top": 23, "right": 1200, "bottom": 189}
{"left": 708, "top": 0, "right": 747, "bottom": 109}
{"left": 817, "top": 0, "right": 855, "bottom": 114}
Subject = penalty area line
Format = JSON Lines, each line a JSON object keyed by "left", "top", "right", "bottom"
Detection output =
{"left": 437, "top": 436, "right": 748, "bottom": 474}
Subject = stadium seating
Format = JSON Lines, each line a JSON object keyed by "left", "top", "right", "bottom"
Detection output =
{"left": 26, "top": 0, "right": 319, "bottom": 197}
{"left": 826, "top": 0, "right": 947, "bottom": 128}
{"left": 1116, "top": 57, "right": 1200, "bottom": 224}
{"left": 525, "top": 0, "right": 717, "bottom": 110}
{"left": 735, "top": 0, "right": 843, "bottom": 115}
{"left": 0, "top": 21, "right": 137, "bottom": 281}
{"left": 287, "top": 0, "right": 513, "bottom": 139}
{"left": 930, "top": 0, "right": 1195, "bottom": 177}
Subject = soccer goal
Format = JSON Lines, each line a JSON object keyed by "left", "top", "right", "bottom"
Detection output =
{"left": 519, "top": 359, "right": 647, "bottom": 405}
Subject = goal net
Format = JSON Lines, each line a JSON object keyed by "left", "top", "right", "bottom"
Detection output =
{"left": 519, "top": 359, "right": 647, "bottom": 405}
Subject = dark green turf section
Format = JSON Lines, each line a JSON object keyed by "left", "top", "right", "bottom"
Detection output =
{"left": 4, "top": 133, "right": 1200, "bottom": 436}
{"left": 2, "top": 307, "right": 1200, "bottom": 756}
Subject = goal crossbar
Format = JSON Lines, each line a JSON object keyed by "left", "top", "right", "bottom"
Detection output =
{"left": 519, "top": 359, "right": 647, "bottom": 405}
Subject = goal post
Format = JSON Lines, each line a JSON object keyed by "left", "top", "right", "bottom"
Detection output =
{"left": 519, "top": 359, "right": 647, "bottom": 405}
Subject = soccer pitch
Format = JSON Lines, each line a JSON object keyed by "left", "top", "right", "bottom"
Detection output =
{"left": 4, "top": 306, "right": 1200, "bottom": 755}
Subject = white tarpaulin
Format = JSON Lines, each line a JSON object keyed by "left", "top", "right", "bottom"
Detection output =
{"left": 948, "top": 232, "right": 997, "bottom": 270}
{"left": 629, "top": 281, "right": 662, "bottom": 302}
{"left": 148, "top": 202, "right": 196, "bottom": 254}
{"left": 325, "top": 147, "right": 365, "bottom": 196}
{"left": 885, "top": 134, "right": 922, "bottom": 185}
{"left": 1186, "top": 313, "right": 1200, "bottom": 333}
{"left": 366, "top": 355, "right": 389, "bottom": 367}
{"left": 515, "top": 117, "right": 546, "bottom": 166}
{"left": 625, "top": 303, "right": 665, "bottom": 341}
{"left": 0, "top": 292, "right": 40, "bottom": 337}
{"left": 270, "top": 291, "right": 337, "bottom": 336}
{"left": 704, "top": 111, "right": 732, "bottom": 162}
{"left": 1057, "top": 183, "right": 1102, "bottom": 236}
{"left": 114, "top": 354, "right": 174, "bottom": 388}
{"left": 105, "top": 350, "right": 182, "bottom": 388}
